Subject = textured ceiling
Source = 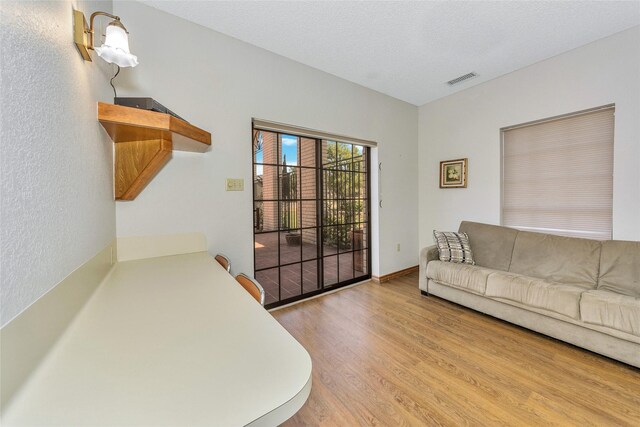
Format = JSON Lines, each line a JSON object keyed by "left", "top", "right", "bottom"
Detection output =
{"left": 140, "top": 1, "right": 640, "bottom": 106}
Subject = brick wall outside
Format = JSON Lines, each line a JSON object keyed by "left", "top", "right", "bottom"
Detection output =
{"left": 261, "top": 132, "right": 278, "bottom": 231}
{"left": 300, "top": 138, "right": 316, "bottom": 245}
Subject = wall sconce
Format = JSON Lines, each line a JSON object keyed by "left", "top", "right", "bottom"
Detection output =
{"left": 73, "top": 10, "right": 139, "bottom": 68}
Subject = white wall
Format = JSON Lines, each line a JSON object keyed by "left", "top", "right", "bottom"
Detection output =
{"left": 113, "top": 1, "right": 419, "bottom": 278}
{"left": 418, "top": 26, "right": 640, "bottom": 249}
{"left": 0, "top": 1, "right": 116, "bottom": 326}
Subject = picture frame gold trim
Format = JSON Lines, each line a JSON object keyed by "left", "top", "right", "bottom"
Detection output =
{"left": 439, "top": 158, "right": 468, "bottom": 188}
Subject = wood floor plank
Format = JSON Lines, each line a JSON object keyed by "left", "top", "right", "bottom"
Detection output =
{"left": 286, "top": 304, "right": 448, "bottom": 425}
{"left": 272, "top": 272, "right": 640, "bottom": 426}
{"left": 333, "top": 291, "right": 565, "bottom": 425}
{"left": 340, "top": 285, "right": 640, "bottom": 421}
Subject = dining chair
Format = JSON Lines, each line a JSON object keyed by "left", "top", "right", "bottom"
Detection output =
{"left": 215, "top": 254, "right": 231, "bottom": 273}
{"left": 235, "top": 273, "right": 266, "bottom": 306}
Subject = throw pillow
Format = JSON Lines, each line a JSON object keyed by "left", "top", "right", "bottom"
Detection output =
{"left": 433, "top": 230, "right": 475, "bottom": 264}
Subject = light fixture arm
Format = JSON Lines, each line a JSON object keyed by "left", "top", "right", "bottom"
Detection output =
{"left": 87, "top": 12, "right": 128, "bottom": 50}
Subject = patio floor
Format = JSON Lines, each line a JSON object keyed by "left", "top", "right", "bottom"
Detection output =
{"left": 254, "top": 232, "right": 367, "bottom": 305}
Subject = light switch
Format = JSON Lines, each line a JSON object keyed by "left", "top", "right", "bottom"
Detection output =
{"left": 226, "top": 178, "right": 244, "bottom": 191}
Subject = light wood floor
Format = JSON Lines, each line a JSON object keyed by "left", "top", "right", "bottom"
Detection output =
{"left": 272, "top": 272, "right": 640, "bottom": 426}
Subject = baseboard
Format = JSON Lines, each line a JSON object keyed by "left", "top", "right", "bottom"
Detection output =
{"left": 0, "top": 241, "right": 116, "bottom": 411}
{"left": 372, "top": 265, "right": 419, "bottom": 283}
{"left": 117, "top": 232, "right": 207, "bottom": 262}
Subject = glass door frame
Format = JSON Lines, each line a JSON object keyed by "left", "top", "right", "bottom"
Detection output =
{"left": 252, "top": 126, "right": 372, "bottom": 309}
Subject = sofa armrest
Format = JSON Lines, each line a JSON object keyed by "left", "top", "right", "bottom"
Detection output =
{"left": 419, "top": 245, "right": 439, "bottom": 293}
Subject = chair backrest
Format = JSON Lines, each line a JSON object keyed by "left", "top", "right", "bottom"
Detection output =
{"left": 235, "top": 273, "right": 266, "bottom": 306}
{"left": 215, "top": 254, "right": 231, "bottom": 272}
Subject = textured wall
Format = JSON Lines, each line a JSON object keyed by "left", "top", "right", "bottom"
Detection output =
{"left": 418, "top": 26, "right": 640, "bottom": 248}
{"left": 113, "top": 1, "right": 419, "bottom": 278}
{"left": 0, "top": 1, "right": 116, "bottom": 326}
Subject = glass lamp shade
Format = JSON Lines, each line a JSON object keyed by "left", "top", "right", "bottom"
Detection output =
{"left": 95, "top": 23, "right": 139, "bottom": 67}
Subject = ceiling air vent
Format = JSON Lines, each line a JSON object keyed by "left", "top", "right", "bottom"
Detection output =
{"left": 447, "top": 72, "right": 478, "bottom": 86}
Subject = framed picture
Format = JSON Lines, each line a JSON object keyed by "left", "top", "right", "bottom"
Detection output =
{"left": 440, "top": 158, "right": 468, "bottom": 188}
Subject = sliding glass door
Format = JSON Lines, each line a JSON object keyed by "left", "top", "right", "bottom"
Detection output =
{"left": 253, "top": 128, "right": 370, "bottom": 308}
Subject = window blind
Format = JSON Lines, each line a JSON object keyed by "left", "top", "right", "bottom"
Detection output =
{"left": 252, "top": 118, "right": 377, "bottom": 147}
{"left": 502, "top": 106, "right": 614, "bottom": 240}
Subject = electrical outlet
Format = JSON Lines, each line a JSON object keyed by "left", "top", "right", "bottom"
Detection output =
{"left": 225, "top": 178, "right": 244, "bottom": 191}
{"left": 396, "top": 243, "right": 400, "bottom": 252}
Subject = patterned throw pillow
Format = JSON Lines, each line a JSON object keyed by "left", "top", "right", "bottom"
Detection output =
{"left": 433, "top": 230, "right": 475, "bottom": 264}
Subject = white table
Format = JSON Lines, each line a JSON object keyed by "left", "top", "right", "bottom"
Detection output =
{"left": 2, "top": 252, "right": 311, "bottom": 426}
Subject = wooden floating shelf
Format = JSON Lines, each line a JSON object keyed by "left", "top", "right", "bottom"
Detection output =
{"left": 98, "top": 103, "right": 211, "bottom": 201}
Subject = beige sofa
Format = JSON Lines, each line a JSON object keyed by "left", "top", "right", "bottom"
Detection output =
{"left": 419, "top": 221, "right": 640, "bottom": 368}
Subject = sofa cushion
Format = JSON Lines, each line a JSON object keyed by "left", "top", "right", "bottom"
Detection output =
{"left": 486, "top": 272, "right": 584, "bottom": 319}
{"left": 580, "top": 290, "right": 640, "bottom": 337}
{"left": 426, "top": 261, "right": 493, "bottom": 295}
{"left": 508, "top": 230, "right": 601, "bottom": 289}
{"left": 597, "top": 240, "right": 640, "bottom": 297}
{"left": 433, "top": 231, "right": 475, "bottom": 264}
{"left": 458, "top": 221, "right": 518, "bottom": 271}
